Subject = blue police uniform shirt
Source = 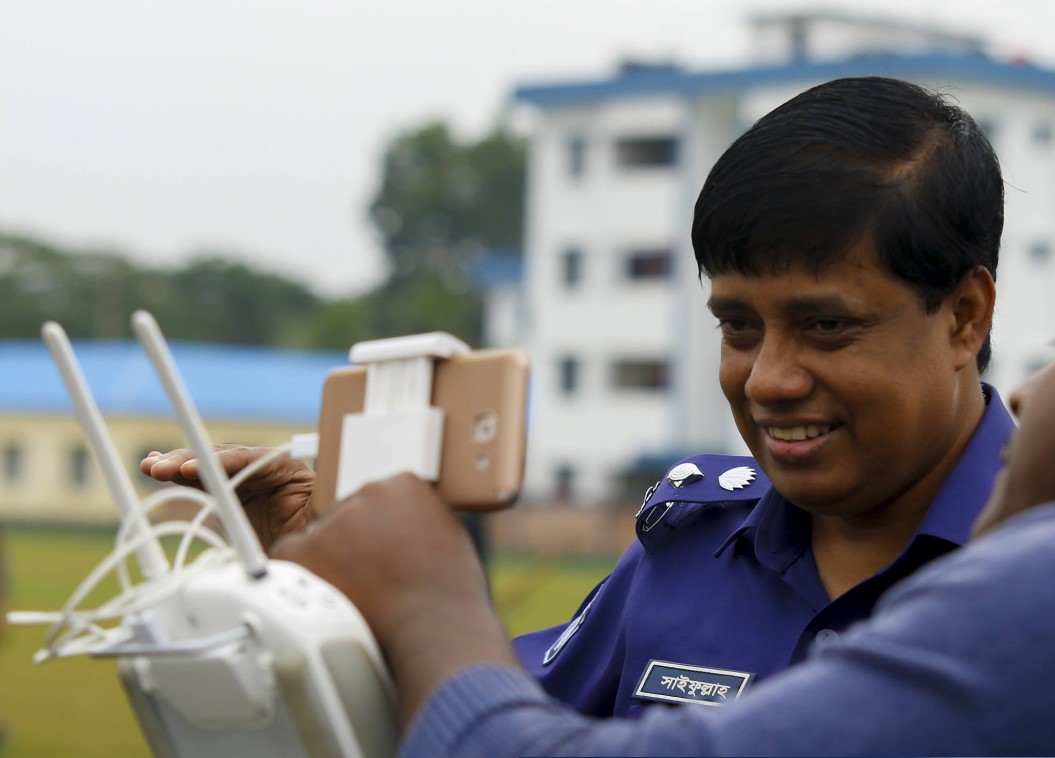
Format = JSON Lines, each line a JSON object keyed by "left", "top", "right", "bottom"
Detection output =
{"left": 402, "top": 503, "right": 1055, "bottom": 757}
{"left": 512, "top": 383, "right": 1013, "bottom": 718}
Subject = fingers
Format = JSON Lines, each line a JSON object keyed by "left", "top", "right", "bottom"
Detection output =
{"left": 141, "top": 444, "right": 316, "bottom": 552}
{"left": 140, "top": 448, "right": 199, "bottom": 483}
{"left": 140, "top": 444, "right": 268, "bottom": 484}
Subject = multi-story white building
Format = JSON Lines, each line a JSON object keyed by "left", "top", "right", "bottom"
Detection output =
{"left": 507, "top": 13, "right": 1055, "bottom": 506}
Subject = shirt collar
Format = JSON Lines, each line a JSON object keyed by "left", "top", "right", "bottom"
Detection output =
{"left": 913, "top": 382, "right": 1014, "bottom": 545}
{"left": 716, "top": 382, "right": 1014, "bottom": 563}
{"left": 714, "top": 487, "right": 810, "bottom": 573}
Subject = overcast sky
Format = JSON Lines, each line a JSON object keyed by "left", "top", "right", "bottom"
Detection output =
{"left": 2, "top": 0, "right": 1053, "bottom": 296}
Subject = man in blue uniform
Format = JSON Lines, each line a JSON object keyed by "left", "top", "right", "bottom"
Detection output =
{"left": 143, "top": 77, "right": 1011, "bottom": 719}
{"left": 513, "top": 76, "right": 1011, "bottom": 717}
{"left": 270, "top": 357, "right": 1055, "bottom": 756}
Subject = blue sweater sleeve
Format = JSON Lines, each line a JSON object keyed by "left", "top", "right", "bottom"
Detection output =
{"left": 402, "top": 505, "right": 1055, "bottom": 757}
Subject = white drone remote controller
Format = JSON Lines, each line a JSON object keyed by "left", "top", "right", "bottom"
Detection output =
{"left": 8, "top": 311, "right": 399, "bottom": 757}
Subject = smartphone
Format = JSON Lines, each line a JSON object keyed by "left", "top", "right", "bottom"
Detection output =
{"left": 313, "top": 348, "right": 530, "bottom": 514}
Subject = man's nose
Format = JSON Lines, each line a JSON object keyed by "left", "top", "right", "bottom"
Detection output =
{"left": 743, "top": 336, "right": 813, "bottom": 405}
{"left": 1008, "top": 362, "right": 1055, "bottom": 417}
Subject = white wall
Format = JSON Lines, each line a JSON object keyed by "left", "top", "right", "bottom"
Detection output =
{"left": 523, "top": 96, "right": 689, "bottom": 503}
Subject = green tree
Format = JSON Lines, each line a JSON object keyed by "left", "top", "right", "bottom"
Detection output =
{"left": 154, "top": 256, "right": 320, "bottom": 346}
{"left": 306, "top": 272, "right": 485, "bottom": 351}
{"left": 0, "top": 234, "right": 141, "bottom": 339}
{"left": 304, "top": 295, "right": 371, "bottom": 350}
{"left": 0, "top": 234, "right": 77, "bottom": 336}
{"left": 0, "top": 233, "right": 322, "bottom": 346}
{"left": 352, "top": 121, "right": 525, "bottom": 346}
{"left": 370, "top": 122, "right": 525, "bottom": 280}
{"left": 361, "top": 272, "right": 484, "bottom": 340}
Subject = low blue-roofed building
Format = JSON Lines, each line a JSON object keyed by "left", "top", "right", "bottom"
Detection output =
{"left": 0, "top": 340, "right": 348, "bottom": 523}
{"left": 0, "top": 340, "right": 347, "bottom": 423}
{"left": 471, "top": 249, "right": 524, "bottom": 288}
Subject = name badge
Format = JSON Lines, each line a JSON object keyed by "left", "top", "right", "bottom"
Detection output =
{"left": 634, "top": 660, "right": 753, "bottom": 707}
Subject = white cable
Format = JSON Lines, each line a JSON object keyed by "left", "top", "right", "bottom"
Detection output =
{"left": 134, "top": 487, "right": 219, "bottom": 574}
{"left": 18, "top": 485, "right": 232, "bottom": 662}
{"left": 112, "top": 487, "right": 218, "bottom": 593}
{"left": 38, "top": 520, "right": 231, "bottom": 657}
{"left": 228, "top": 443, "right": 293, "bottom": 491}
{"left": 88, "top": 538, "right": 227, "bottom": 623}
{"left": 173, "top": 499, "right": 218, "bottom": 574}
{"left": 78, "top": 530, "right": 228, "bottom": 624}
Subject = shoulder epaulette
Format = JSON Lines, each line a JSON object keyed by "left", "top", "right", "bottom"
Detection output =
{"left": 634, "top": 453, "right": 769, "bottom": 553}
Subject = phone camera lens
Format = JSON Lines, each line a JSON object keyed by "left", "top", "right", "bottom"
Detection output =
{"left": 473, "top": 411, "right": 497, "bottom": 444}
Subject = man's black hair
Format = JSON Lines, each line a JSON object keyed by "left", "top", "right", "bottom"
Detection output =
{"left": 692, "top": 76, "right": 1003, "bottom": 372}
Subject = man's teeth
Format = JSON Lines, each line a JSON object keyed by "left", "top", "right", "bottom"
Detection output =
{"left": 767, "top": 425, "right": 831, "bottom": 441}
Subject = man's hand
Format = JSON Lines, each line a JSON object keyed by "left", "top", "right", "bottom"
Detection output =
{"left": 272, "top": 473, "right": 519, "bottom": 728}
{"left": 141, "top": 445, "right": 315, "bottom": 552}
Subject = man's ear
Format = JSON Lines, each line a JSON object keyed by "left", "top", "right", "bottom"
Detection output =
{"left": 949, "top": 266, "right": 996, "bottom": 371}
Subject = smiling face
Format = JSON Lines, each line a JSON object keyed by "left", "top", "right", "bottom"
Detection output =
{"left": 709, "top": 243, "right": 987, "bottom": 525}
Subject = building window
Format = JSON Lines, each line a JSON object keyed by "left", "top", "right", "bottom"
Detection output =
{"left": 558, "top": 356, "right": 580, "bottom": 395}
{"left": 3, "top": 444, "right": 23, "bottom": 483}
{"left": 554, "top": 464, "right": 576, "bottom": 501}
{"left": 1033, "top": 121, "right": 1053, "bottom": 146}
{"left": 625, "top": 249, "right": 672, "bottom": 280}
{"left": 1024, "top": 356, "right": 1051, "bottom": 377}
{"left": 611, "top": 359, "right": 670, "bottom": 391}
{"left": 561, "top": 247, "right": 583, "bottom": 288}
{"left": 976, "top": 118, "right": 998, "bottom": 142}
{"left": 567, "top": 135, "right": 587, "bottom": 178}
{"left": 615, "top": 136, "right": 677, "bottom": 168}
{"left": 1030, "top": 239, "right": 1051, "bottom": 264}
{"left": 69, "top": 445, "right": 91, "bottom": 488}
{"left": 788, "top": 18, "right": 809, "bottom": 60}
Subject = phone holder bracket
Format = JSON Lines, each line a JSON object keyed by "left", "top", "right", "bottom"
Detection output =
{"left": 336, "top": 332, "right": 470, "bottom": 500}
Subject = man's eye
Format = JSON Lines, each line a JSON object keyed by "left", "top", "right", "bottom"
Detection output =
{"left": 717, "top": 319, "right": 761, "bottom": 346}
{"left": 811, "top": 319, "right": 846, "bottom": 332}
{"left": 804, "top": 318, "right": 865, "bottom": 347}
{"left": 718, "top": 318, "right": 751, "bottom": 335}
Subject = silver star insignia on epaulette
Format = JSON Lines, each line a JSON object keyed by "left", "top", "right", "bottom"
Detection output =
{"left": 666, "top": 462, "right": 704, "bottom": 488}
{"left": 718, "top": 466, "right": 756, "bottom": 491}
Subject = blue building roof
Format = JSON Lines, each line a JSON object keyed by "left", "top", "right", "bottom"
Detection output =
{"left": 471, "top": 248, "right": 524, "bottom": 287}
{"left": 514, "top": 51, "right": 1055, "bottom": 107}
{"left": 0, "top": 340, "right": 349, "bottom": 424}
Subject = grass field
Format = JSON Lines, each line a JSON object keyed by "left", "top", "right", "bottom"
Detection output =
{"left": 0, "top": 525, "right": 613, "bottom": 757}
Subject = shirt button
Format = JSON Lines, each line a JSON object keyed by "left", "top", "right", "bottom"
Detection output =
{"left": 815, "top": 628, "right": 840, "bottom": 646}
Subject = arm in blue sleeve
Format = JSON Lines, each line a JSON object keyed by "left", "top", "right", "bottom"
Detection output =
{"left": 403, "top": 506, "right": 1055, "bottom": 757}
